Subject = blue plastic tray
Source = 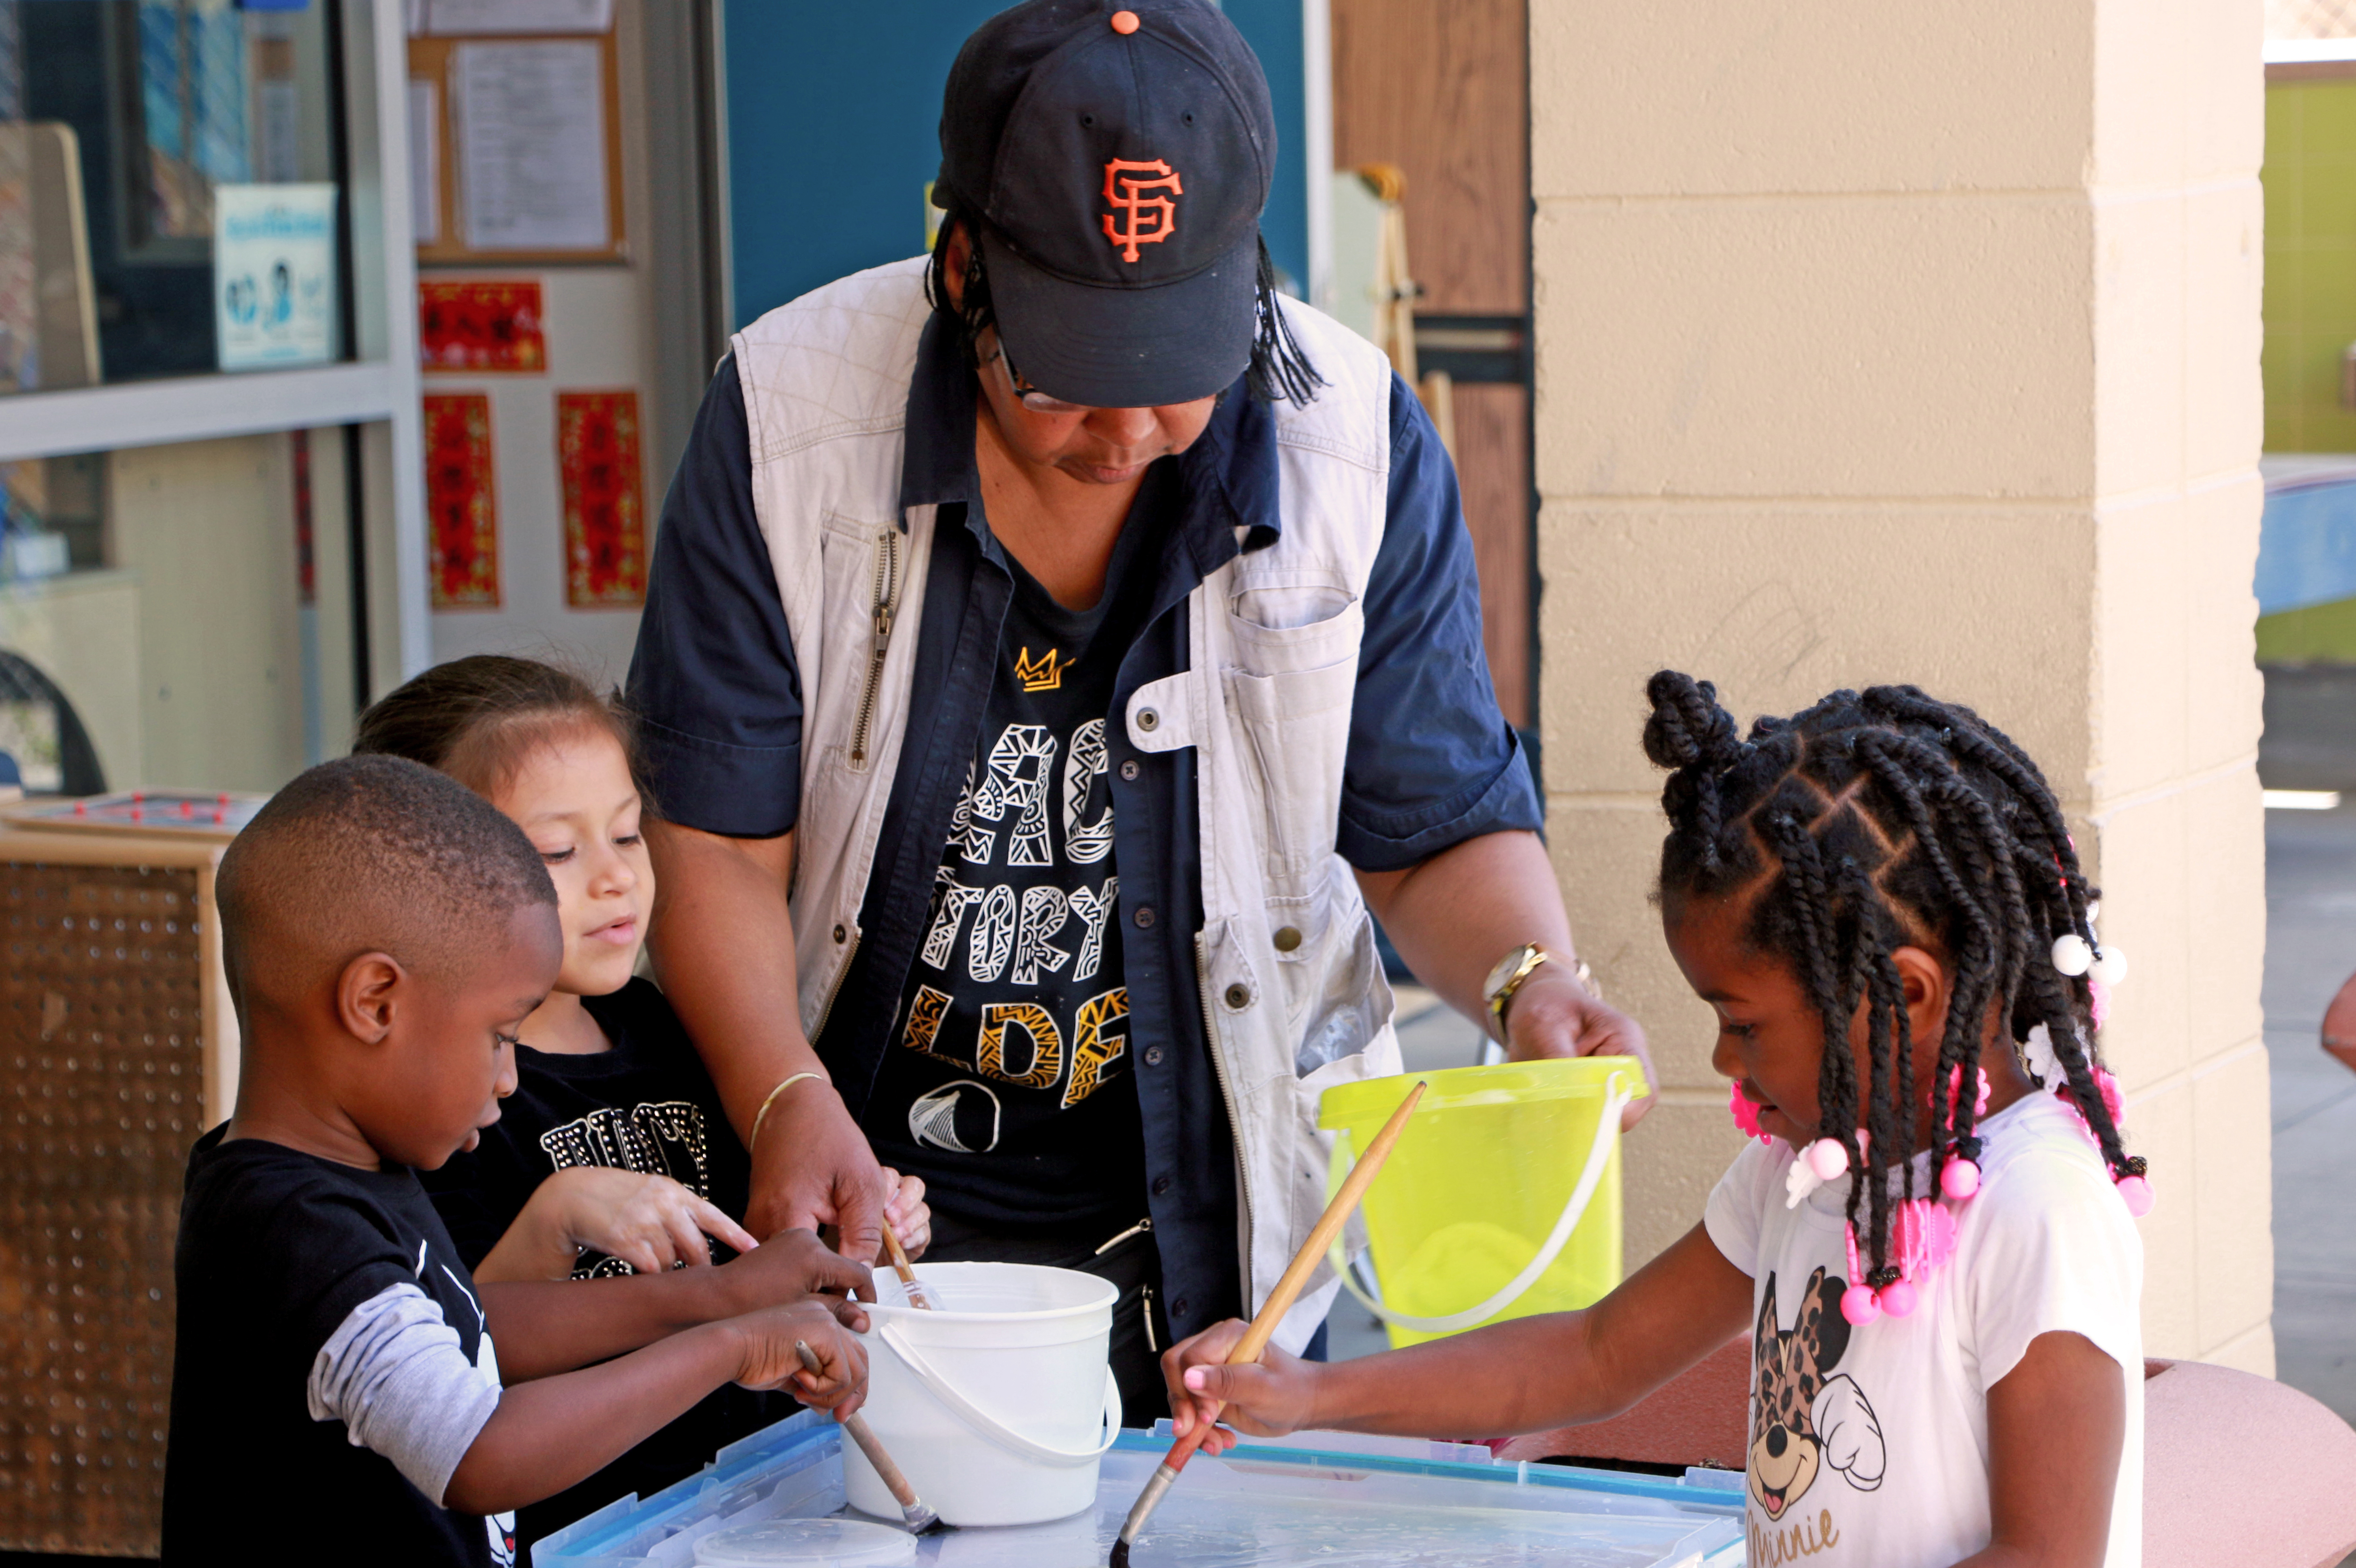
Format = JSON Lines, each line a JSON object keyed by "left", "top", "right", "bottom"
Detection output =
{"left": 533, "top": 1415, "right": 1744, "bottom": 1568}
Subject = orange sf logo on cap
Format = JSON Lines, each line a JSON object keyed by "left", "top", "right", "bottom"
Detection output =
{"left": 1101, "top": 159, "right": 1182, "bottom": 263}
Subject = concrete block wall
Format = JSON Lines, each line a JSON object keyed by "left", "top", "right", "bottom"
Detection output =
{"left": 1529, "top": 0, "right": 2272, "bottom": 1370}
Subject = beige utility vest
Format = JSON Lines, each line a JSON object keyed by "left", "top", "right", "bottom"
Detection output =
{"left": 731, "top": 257, "right": 1402, "bottom": 1350}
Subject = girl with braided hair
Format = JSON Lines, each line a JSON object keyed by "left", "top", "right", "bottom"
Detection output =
{"left": 1159, "top": 673, "right": 2146, "bottom": 1568}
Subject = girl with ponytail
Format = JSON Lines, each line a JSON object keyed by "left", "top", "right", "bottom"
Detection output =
{"left": 1156, "top": 673, "right": 2146, "bottom": 1568}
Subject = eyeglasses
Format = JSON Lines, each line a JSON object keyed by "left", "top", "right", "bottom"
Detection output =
{"left": 984, "top": 339, "right": 1086, "bottom": 415}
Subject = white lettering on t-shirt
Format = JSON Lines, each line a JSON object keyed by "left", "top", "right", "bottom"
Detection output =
{"left": 1064, "top": 718, "right": 1113, "bottom": 864}
{"left": 973, "top": 723, "right": 1058, "bottom": 868}
{"left": 970, "top": 885, "right": 1016, "bottom": 981}
{"left": 1014, "top": 886, "right": 1072, "bottom": 985}
{"left": 950, "top": 760, "right": 994, "bottom": 865}
{"left": 898, "top": 717, "right": 1128, "bottom": 1111}
{"left": 922, "top": 871, "right": 985, "bottom": 970}
{"left": 1067, "top": 877, "right": 1116, "bottom": 983}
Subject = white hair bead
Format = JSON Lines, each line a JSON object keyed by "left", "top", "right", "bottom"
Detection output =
{"left": 2051, "top": 933, "right": 2093, "bottom": 976}
{"left": 2088, "top": 944, "right": 2129, "bottom": 987}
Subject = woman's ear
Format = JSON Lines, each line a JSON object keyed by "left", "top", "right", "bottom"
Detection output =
{"left": 1891, "top": 944, "right": 1950, "bottom": 1042}
{"left": 942, "top": 222, "right": 970, "bottom": 311}
{"left": 336, "top": 952, "right": 405, "bottom": 1044}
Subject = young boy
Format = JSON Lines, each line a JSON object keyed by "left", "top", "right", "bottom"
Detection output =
{"left": 162, "top": 756, "right": 869, "bottom": 1567}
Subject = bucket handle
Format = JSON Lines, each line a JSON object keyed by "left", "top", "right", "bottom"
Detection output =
{"left": 876, "top": 1320, "right": 1123, "bottom": 1467}
{"left": 1327, "top": 1073, "right": 1636, "bottom": 1334}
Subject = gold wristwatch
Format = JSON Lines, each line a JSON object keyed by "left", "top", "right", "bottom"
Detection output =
{"left": 1483, "top": 943, "right": 1553, "bottom": 1043}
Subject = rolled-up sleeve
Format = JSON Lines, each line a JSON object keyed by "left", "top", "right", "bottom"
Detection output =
{"left": 626, "top": 357, "right": 805, "bottom": 838}
{"left": 1335, "top": 374, "right": 1542, "bottom": 871}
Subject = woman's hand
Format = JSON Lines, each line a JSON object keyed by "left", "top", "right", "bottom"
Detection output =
{"left": 1504, "top": 966, "right": 1657, "bottom": 1131}
{"left": 746, "top": 1078, "right": 890, "bottom": 1262}
{"left": 475, "top": 1167, "right": 761, "bottom": 1283}
{"left": 878, "top": 1169, "right": 931, "bottom": 1261}
{"left": 1158, "top": 1319, "right": 1322, "bottom": 1455}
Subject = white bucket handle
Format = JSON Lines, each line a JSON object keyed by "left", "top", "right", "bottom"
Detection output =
{"left": 1327, "top": 1073, "right": 1635, "bottom": 1334}
{"left": 876, "top": 1320, "right": 1122, "bottom": 1467}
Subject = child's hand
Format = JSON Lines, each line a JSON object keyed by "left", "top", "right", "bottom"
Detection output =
{"left": 730, "top": 1300, "right": 869, "bottom": 1414}
{"left": 719, "top": 1227, "right": 875, "bottom": 1322}
{"left": 877, "top": 1169, "right": 931, "bottom": 1261}
{"left": 476, "top": 1167, "right": 762, "bottom": 1282}
{"left": 573, "top": 1169, "right": 762, "bottom": 1271}
{"left": 1160, "top": 1319, "right": 1319, "bottom": 1454}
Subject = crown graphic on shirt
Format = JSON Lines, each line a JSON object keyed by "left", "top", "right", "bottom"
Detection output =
{"left": 1014, "top": 645, "right": 1069, "bottom": 692}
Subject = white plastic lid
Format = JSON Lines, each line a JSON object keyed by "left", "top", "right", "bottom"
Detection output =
{"left": 691, "top": 1518, "right": 918, "bottom": 1567}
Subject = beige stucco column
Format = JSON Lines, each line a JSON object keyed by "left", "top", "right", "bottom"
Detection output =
{"left": 1530, "top": 5, "right": 2271, "bottom": 1370}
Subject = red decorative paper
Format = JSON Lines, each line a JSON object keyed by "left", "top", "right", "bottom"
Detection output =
{"left": 424, "top": 393, "right": 500, "bottom": 609}
{"left": 420, "top": 281, "right": 546, "bottom": 373}
{"left": 557, "top": 389, "right": 646, "bottom": 609}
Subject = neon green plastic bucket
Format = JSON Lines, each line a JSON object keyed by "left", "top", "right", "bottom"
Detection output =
{"left": 1319, "top": 1057, "right": 1649, "bottom": 1350}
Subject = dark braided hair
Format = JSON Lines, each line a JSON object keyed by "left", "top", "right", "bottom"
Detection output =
{"left": 923, "top": 204, "right": 1325, "bottom": 406}
{"left": 1642, "top": 671, "right": 2139, "bottom": 1286}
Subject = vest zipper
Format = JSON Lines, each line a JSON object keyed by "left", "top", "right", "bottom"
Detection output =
{"left": 1193, "top": 931, "right": 1258, "bottom": 1306}
{"left": 848, "top": 528, "right": 901, "bottom": 770}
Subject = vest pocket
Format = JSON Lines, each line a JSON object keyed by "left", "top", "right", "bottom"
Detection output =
{"left": 1284, "top": 901, "right": 1395, "bottom": 1077}
{"left": 1224, "top": 654, "right": 1355, "bottom": 894}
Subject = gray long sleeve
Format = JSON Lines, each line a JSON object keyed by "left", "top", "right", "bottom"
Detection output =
{"left": 306, "top": 1282, "right": 503, "bottom": 1505}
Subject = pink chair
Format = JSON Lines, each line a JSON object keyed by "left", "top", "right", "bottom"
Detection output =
{"left": 1495, "top": 1345, "right": 2356, "bottom": 1567}
{"left": 2142, "top": 1359, "right": 2356, "bottom": 1568}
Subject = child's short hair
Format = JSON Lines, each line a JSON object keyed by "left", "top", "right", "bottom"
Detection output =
{"left": 218, "top": 754, "right": 556, "bottom": 1004}
{"left": 351, "top": 654, "right": 646, "bottom": 805}
{"left": 1641, "top": 673, "right": 2139, "bottom": 1287}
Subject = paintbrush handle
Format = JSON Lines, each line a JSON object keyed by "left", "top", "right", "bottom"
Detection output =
{"left": 1228, "top": 1077, "right": 1427, "bottom": 1369}
{"left": 795, "top": 1339, "right": 919, "bottom": 1509}
{"left": 881, "top": 1219, "right": 934, "bottom": 1309}
{"left": 1171, "top": 1078, "right": 1428, "bottom": 1471}
{"left": 1117, "top": 1080, "right": 1430, "bottom": 1557}
{"left": 840, "top": 1412, "right": 920, "bottom": 1508}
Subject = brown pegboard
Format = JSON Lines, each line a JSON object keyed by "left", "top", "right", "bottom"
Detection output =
{"left": 0, "top": 856, "right": 209, "bottom": 1557}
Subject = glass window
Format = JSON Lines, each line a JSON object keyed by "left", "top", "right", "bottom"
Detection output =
{"left": 0, "top": 0, "right": 349, "bottom": 394}
{"left": 0, "top": 426, "right": 363, "bottom": 796}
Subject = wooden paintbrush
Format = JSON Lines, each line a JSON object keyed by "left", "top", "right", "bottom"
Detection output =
{"left": 880, "top": 1216, "right": 935, "bottom": 1309}
{"left": 1107, "top": 1078, "right": 1428, "bottom": 1568}
{"left": 794, "top": 1340, "right": 947, "bottom": 1536}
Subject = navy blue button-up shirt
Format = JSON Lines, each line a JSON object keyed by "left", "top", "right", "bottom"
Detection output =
{"left": 626, "top": 309, "right": 1539, "bottom": 1340}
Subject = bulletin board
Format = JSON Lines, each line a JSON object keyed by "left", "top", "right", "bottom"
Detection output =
{"left": 409, "top": 32, "right": 627, "bottom": 265}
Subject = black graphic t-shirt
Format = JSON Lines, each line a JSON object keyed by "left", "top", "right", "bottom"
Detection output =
{"left": 862, "top": 496, "right": 1168, "bottom": 1232}
{"left": 164, "top": 1129, "right": 506, "bottom": 1568}
{"left": 422, "top": 977, "right": 747, "bottom": 1275}
{"left": 419, "top": 977, "right": 779, "bottom": 1554}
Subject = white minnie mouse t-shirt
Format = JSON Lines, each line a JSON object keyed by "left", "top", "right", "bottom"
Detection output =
{"left": 1702, "top": 1092, "right": 2145, "bottom": 1568}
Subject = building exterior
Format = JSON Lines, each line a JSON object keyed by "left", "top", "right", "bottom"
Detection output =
{"left": 0, "top": 0, "right": 2284, "bottom": 1483}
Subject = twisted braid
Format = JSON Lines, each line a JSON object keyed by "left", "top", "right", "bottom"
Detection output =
{"left": 1643, "top": 671, "right": 2142, "bottom": 1286}
{"left": 1643, "top": 671, "right": 1749, "bottom": 871}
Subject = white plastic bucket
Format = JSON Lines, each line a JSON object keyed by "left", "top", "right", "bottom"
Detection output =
{"left": 844, "top": 1261, "right": 1122, "bottom": 1527}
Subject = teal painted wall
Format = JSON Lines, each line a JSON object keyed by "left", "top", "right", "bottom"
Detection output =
{"left": 720, "top": 1, "right": 1311, "bottom": 331}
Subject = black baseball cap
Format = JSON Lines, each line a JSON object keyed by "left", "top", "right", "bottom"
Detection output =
{"left": 936, "top": 0, "right": 1275, "bottom": 408}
